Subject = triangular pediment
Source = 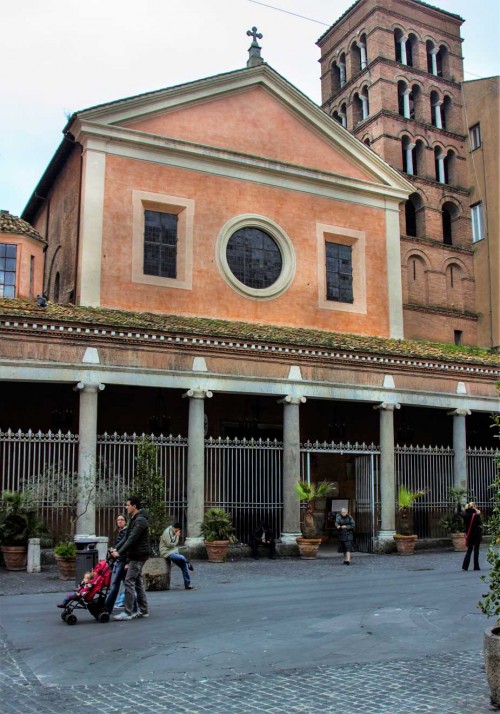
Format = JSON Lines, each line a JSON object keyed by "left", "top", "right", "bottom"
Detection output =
{"left": 74, "top": 65, "right": 412, "bottom": 195}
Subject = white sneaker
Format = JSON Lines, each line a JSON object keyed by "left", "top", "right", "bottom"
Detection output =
{"left": 133, "top": 610, "right": 149, "bottom": 618}
{"left": 113, "top": 612, "right": 134, "bottom": 621}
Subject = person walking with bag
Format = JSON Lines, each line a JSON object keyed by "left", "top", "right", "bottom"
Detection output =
{"left": 336, "top": 507, "right": 355, "bottom": 565}
{"left": 461, "top": 502, "right": 483, "bottom": 571}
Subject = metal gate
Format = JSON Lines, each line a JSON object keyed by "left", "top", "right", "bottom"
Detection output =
{"left": 300, "top": 441, "right": 380, "bottom": 553}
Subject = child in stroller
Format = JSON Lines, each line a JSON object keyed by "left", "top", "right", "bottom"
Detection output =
{"left": 58, "top": 559, "right": 113, "bottom": 625}
{"left": 57, "top": 570, "right": 94, "bottom": 608}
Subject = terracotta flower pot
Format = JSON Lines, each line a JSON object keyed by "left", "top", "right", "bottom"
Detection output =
{"left": 55, "top": 555, "right": 76, "bottom": 580}
{"left": 1, "top": 545, "right": 28, "bottom": 571}
{"left": 296, "top": 537, "right": 322, "bottom": 560}
{"left": 484, "top": 626, "right": 500, "bottom": 707}
{"left": 204, "top": 540, "right": 230, "bottom": 562}
{"left": 450, "top": 532, "right": 467, "bottom": 552}
{"left": 393, "top": 534, "right": 418, "bottom": 555}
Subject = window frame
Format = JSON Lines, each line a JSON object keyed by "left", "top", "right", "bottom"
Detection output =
{"left": 325, "top": 241, "right": 354, "bottom": 304}
{"left": 469, "top": 123, "right": 481, "bottom": 151}
{"left": 317, "top": 224, "right": 366, "bottom": 314}
{"left": 216, "top": 214, "right": 295, "bottom": 301}
{"left": 132, "top": 190, "right": 194, "bottom": 290}
{"left": 0, "top": 243, "right": 17, "bottom": 298}
{"left": 471, "top": 202, "right": 484, "bottom": 243}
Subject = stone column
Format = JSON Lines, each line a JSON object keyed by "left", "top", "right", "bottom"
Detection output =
{"left": 399, "top": 36, "right": 408, "bottom": 65}
{"left": 375, "top": 402, "right": 400, "bottom": 542}
{"left": 403, "top": 88, "right": 411, "bottom": 119}
{"left": 437, "top": 153, "right": 446, "bottom": 184}
{"left": 339, "top": 61, "right": 346, "bottom": 87}
{"left": 184, "top": 389, "right": 212, "bottom": 546}
{"left": 430, "top": 48, "right": 438, "bottom": 76}
{"left": 74, "top": 382, "right": 105, "bottom": 535}
{"left": 280, "top": 395, "right": 306, "bottom": 543}
{"left": 360, "top": 42, "right": 367, "bottom": 70}
{"left": 433, "top": 99, "right": 443, "bottom": 129}
{"left": 405, "top": 142, "right": 415, "bottom": 174}
{"left": 448, "top": 408, "right": 470, "bottom": 489}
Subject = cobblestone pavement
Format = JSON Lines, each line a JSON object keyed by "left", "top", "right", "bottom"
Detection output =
{"left": 1, "top": 550, "right": 498, "bottom": 714}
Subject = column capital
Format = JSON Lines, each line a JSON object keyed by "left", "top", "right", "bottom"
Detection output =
{"left": 278, "top": 395, "right": 307, "bottom": 406}
{"left": 374, "top": 402, "right": 401, "bottom": 411}
{"left": 74, "top": 382, "right": 105, "bottom": 393}
{"left": 447, "top": 408, "right": 471, "bottom": 417}
{"left": 183, "top": 389, "right": 213, "bottom": 400}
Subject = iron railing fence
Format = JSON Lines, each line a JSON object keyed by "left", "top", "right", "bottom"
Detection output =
{"left": 0, "top": 429, "right": 79, "bottom": 538}
{"left": 467, "top": 447, "right": 499, "bottom": 508}
{"left": 95, "top": 433, "right": 188, "bottom": 541}
{"left": 395, "top": 445, "right": 499, "bottom": 538}
{"left": 205, "top": 437, "right": 283, "bottom": 544}
{"left": 0, "top": 430, "right": 497, "bottom": 546}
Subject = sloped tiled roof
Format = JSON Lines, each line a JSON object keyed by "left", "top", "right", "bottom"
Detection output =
{"left": 0, "top": 211, "right": 45, "bottom": 244}
{"left": 0, "top": 298, "right": 498, "bottom": 369}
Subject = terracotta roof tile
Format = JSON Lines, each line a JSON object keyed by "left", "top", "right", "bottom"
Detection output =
{"left": 0, "top": 298, "right": 498, "bottom": 368}
{"left": 0, "top": 211, "right": 45, "bottom": 244}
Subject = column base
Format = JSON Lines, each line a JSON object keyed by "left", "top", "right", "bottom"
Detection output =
{"left": 184, "top": 536, "right": 205, "bottom": 559}
{"left": 280, "top": 532, "right": 302, "bottom": 544}
{"left": 375, "top": 530, "right": 397, "bottom": 554}
{"left": 184, "top": 536, "right": 204, "bottom": 547}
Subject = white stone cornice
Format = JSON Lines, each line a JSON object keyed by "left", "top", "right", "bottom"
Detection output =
{"left": 71, "top": 64, "right": 413, "bottom": 195}
{"left": 74, "top": 120, "right": 410, "bottom": 206}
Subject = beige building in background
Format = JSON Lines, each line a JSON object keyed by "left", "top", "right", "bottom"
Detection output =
{"left": 463, "top": 76, "right": 500, "bottom": 350}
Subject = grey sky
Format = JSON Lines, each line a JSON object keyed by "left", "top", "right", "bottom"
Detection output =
{"left": 1, "top": 0, "right": 499, "bottom": 217}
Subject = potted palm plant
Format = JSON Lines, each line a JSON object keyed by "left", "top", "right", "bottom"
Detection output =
{"left": 478, "top": 405, "right": 500, "bottom": 707}
{"left": 53, "top": 539, "right": 77, "bottom": 580}
{"left": 200, "top": 508, "right": 236, "bottom": 562}
{"left": 393, "top": 485, "right": 425, "bottom": 555}
{"left": 441, "top": 486, "right": 468, "bottom": 551}
{"left": 0, "top": 490, "right": 45, "bottom": 570}
{"left": 295, "top": 480, "right": 334, "bottom": 559}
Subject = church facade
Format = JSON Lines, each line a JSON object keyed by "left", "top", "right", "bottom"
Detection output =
{"left": 0, "top": 9, "right": 498, "bottom": 551}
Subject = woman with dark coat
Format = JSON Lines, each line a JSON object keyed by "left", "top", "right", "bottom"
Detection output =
{"left": 335, "top": 507, "right": 355, "bottom": 565}
{"left": 461, "top": 502, "right": 483, "bottom": 571}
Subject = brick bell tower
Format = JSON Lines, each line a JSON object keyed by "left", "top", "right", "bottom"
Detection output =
{"left": 318, "top": 0, "right": 477, "bottom": 346}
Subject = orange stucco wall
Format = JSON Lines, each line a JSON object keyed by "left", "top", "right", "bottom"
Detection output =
{"left": 125, "top": 87, "right": 375, "bottom": 182}
{"left": 99, "top": 154, "right": 391, "bottom": 336}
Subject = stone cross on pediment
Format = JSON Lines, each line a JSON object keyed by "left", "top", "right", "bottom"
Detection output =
{"left": 247, "top": 26, "right": 263, "bottom": 46}
{"left": 246, "top": 26, "right": 264, "bottom": 67}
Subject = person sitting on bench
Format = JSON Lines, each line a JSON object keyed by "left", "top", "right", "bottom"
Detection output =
{"left": 249, "top": 521, "right": 276, "bottom": 559}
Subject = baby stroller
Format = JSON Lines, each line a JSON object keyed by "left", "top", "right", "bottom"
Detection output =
{"left": 60, "top": 558, "right": 113, "bottom": 626}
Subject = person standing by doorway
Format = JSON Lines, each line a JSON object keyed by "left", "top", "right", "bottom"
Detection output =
{"left": 461, "top": 502, "right": 483, "bottom": 571}
{"left": 336, "top": 507, "right": 355, "bottom": 565}
{"left": 111, "top": 496, "right": 150, "bottom": 620}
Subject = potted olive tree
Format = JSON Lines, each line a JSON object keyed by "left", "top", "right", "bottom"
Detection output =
{"left": 393, "top": 485, "right": 425, "bottom": 555}
{"left": 479, "top": 406, "right": 500, "bottom": 707}
{"left": 0, "top": 491, "right": 45, "bottom": 570}
{"left": 295, "top": 480, "right": 334, "bottom": 559}
{"left": 200, "top": 508, "right": 236, "bottom": 562}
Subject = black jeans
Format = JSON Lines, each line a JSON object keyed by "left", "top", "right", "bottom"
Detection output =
{"left": 249, "top": 537, "right": 276, "bottom": 558}
{"left": 462, "top": 542, "right": 480, "bottom": 570}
